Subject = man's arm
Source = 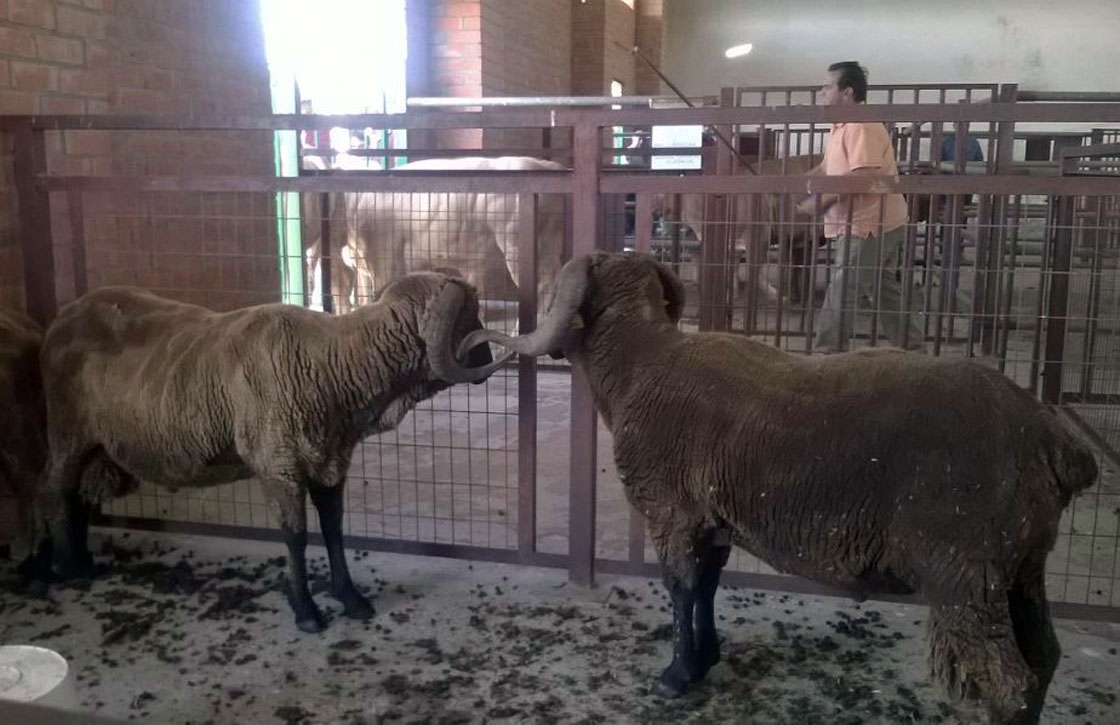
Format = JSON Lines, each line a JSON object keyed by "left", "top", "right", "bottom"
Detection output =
{"left": 798, "top": 165, "right": 881, "bottom": 215}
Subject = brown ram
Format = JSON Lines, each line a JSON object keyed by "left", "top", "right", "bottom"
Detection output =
{"left": 38, "top": 273, "right": 508, "bottom": 632}
{"left": 460, "top": 252, "right": 1097, "bottom": 723}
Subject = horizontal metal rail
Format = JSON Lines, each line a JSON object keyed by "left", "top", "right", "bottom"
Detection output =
{"left": 4, "top": 102, "right": 1120, "bottom": 133}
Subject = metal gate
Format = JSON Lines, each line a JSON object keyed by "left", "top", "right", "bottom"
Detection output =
{"left": 6, "top": 95, "right": 1120, "bottom": 621}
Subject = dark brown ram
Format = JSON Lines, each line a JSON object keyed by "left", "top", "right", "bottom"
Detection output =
{"left": 460, "top": 251, "right": 1097, "bottom": 723}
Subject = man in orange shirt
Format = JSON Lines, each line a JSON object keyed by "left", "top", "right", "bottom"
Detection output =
{"left": 798, "top": 61, "right": 923, "bottom": 353}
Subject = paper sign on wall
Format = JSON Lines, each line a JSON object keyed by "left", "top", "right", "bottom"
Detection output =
{"left": 651, "top": 124, "right": 703, "bottom": 170}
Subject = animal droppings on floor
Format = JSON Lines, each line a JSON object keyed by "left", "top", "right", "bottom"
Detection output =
{"left": 1, "top": 530, "right": 1117, "bottom": 724}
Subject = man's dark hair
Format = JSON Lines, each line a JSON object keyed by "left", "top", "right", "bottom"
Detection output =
{"left": 828, "top": 61, "right": 868, "bottom": 103}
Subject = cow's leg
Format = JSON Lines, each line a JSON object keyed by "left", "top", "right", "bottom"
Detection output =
{"left": 308, "top": 480, "right": 373, "bottom": 620}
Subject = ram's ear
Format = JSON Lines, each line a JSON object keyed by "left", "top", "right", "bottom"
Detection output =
{"left": 651, "top": 259, "right": 685, "bottom": 324}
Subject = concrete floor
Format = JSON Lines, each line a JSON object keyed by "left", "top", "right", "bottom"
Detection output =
{"left": 2, "top": 530, "right": 1118, "bottom": 724}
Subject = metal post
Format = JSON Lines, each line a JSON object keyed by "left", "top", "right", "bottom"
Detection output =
{"left": 742, "top": 194, "right": 761, "bottom": 335}
{"left": 517, "top": 193, "right": 539, "bottom": 562}
{"left": 68, "top": 190, "right": 88, "bottom": 299}
{"left": 634, "top": 192, "right": 652, "bottom": 253}
{"left": 698, "top": 87, "right": 735, "bottom": 332}
{"left": 1028, "top": 196, "right": 1056, "bottom": 397}
{"left": 318, "top": 192, "right": 333, "bottom": 314}
{"left": 983, "top": 84, "right": 1019, "bottom": 354}
{"left": 15, "top": 123, "right": 56, "bottom": 324}
{"left": 669, "top": 193, "right": 682, "bottom": 275}
{"left": 569, "top": 121, "right": 601, "bottom": 587}
{"left": 1042, "top": 196, "right": 1074, "bottom": 404}
{"left": 1078, "top": 198, "right": 1106, "bottom": 401}
{"left": 996, "top": 195, "right": 1023, "bottom": 372}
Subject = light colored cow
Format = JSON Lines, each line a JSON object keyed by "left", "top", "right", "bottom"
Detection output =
{"left": 304, "top": 156, "right": 567, "bottom": 317}
{"left": 652, "top": 154, "right": 825, "bottom": 304}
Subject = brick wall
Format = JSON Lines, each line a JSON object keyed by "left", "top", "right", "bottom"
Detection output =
{"left": 634, "top": 0, "right": 663, "bottom": 95}
{"left": 416, "top": 0, "right": 573, "bottom": 152}
{"left": 0, "top": 0, "right": 275, "bottom": 314}
{"left": 480, "top": 0, "right": 570, "bottom": 150}
{"left": 570, "top": 0, "right": 605, "bottom": 96}
{"left": 603, "top": 0, "right": 636, "bottom": 94}
{"left": 570, "top": 0, "right": 637, "bottom": 96}
{"left": 420, "top": 0, "right": 483, "bottom": 149}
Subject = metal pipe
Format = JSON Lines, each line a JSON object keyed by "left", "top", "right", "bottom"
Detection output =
{"left": 517, "top": 193, "right": 539, "bottom": 562}
{"left": 1078, "top": 198, "right": 1106, "bottom": 400}
{"left": 1016, "top": 91, "right": 1120, "bottom": 103}
{"left": 408, "top": 95, "right": 670, "bottom": 108}
{"left": 1028, "top": 195, "right": 1056, "bottom": 395}
{"left": 1002, "top": 195, "right": 1024, "bottom": 364}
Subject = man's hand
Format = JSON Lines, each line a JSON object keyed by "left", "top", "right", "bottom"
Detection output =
{"left": 796, "top": 196, "right": 818, "bottom": 216}
{"left": 797, "top": 194, "right": 838, "bottom": 216}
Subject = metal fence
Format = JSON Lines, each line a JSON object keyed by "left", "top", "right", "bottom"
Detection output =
{"left": 5, "top": 94, "right": 1120, "bottom": 621}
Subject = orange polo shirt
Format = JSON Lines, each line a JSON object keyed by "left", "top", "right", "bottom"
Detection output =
{"left": 822, "top": 122, "right": 908, "bottom": 239}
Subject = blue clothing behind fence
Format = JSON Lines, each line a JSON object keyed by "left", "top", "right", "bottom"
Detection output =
{"left": 941, "top": 134, "right": 985, "bottom": 162}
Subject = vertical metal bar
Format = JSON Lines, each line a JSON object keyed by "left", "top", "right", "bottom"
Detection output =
{"left": 568, "top": 120, "right": 601, "bottom": 587}
{"left": 968, "top": 194, "right": 991, "bottom": 358}
{"left": 954, "top": 114, "right": 968, "bottom": 175}
{"left": 921, "top": 191, "right": 939, "bottom": 339}
{"left": 900, "top": 202, "right": 919, "bottom": 352}
{"left": 743, "top": 193, "right": 760, "bottom": 335}
{"left": 1042, "top": 196, "right": 1074, "bottom": 404}
{"left": 934, "top": 192, "right": 960, "bottom": 357}
{"left": 318, "top": 192, "right": 333, "bottom": 314}
{"left": 68, "top": 190, "right": 88, "bottom": 298}
{"left": 776, "top": 119, "right": 794, "bottom": 346}
{"left": 1078, "top": 198, "right": 1106, "bottom": 400}
{"left": 804, "top": 202, "right": 824, "bottom": 354}
{"left": 15, "top": 123, "right": 56, "bottom": 325}
{"left": 670, "top": 194, "right": 682, "bottom": 275}
{"left": 869, "top": 200, "right": 886, "bottom": 347}
{"left": 628, "top": 510, "right": 645, "bottom": 566}
{"left": 837, "top": 201, "right": 855, "bottom": 351}
{"left": 1029, "top": 196, "right": 1056, "bottom": 396}
{"left": 517, "top": 193, "right": 538, "bottom": 562}
{"left": 634, "top": 192, "right": 652, "bottom": 254}
{"left": 758, "top": 91, "right": 767, "bottom": 168}
{"left": 997, "top": 195, "right": 1022, "bottom": 372}
{"left": 981, "top": 87, "right": 1016, "bottom": 357}
{"left": 931, "top": 120, "right": 944, "bottom": 172}
{"left": 906, "top": 123, "right": 920, "bottom": 171}
{"left": 990, "top": 195, "right": 1010, "bottom": 364}
{"left": 774, "top": 193, "right": 787, "bottom": 347}
{"left": 699, "top": 87, "right": 735, "bottom": 333}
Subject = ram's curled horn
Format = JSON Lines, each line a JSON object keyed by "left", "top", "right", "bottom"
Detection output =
{"left": 423, "top": 282, "right": 515, "bottom": 384}
{"left": 457, "top": 254, "right": 592, "bottom": 359}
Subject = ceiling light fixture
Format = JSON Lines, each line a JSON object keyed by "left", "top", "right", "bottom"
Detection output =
{"left": 724, "top": 43, "right": 753, "bottom": 59}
